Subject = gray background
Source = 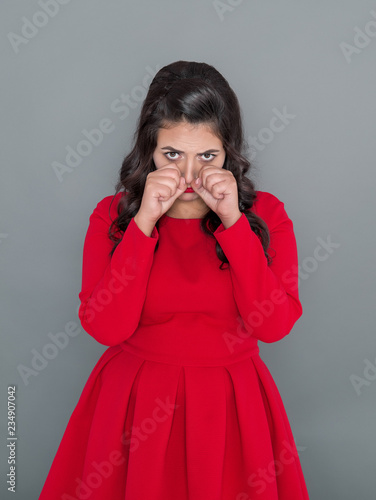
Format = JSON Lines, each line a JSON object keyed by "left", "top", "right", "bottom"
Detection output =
{"left": 1, "top": 0, "right": 375, "bottom": 498}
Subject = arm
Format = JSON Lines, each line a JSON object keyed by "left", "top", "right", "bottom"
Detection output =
{"left": 213, "top": 192, "right": 302, "bottom": 343}
{"left": 78, "top": 195, "right": 159, "bottom": 346}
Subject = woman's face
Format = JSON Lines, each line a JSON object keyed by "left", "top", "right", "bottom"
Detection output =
{"left": 152, "top": 121, "right": 226, "bottom": 208}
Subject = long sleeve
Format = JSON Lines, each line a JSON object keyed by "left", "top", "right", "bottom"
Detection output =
{"left": 213, "top": 192, "right": 302, "bottom": 343}
{"left": 78, "top": 195, "right": 159, "bottom": 346}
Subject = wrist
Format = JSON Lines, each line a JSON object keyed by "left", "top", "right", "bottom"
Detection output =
{"left": 220, "top": 211, "right": 243, "bottom": 229}
{"left": 133, "top": 213, "right": 156, "bottom": 237}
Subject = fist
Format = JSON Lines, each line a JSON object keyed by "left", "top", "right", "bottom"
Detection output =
{"left": 190, "top": 165, "right": 241, "bottom": 224}
{"left": 138, "top": 164, "right": 187, "bottom": 222}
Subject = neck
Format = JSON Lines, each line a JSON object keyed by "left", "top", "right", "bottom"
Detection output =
{"left": 166, "top": 200, "right": 210, "bottom": 219}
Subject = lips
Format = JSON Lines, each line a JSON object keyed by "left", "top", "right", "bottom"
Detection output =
{"left": 185, "top": 188, "right": 194, "bottom": 193}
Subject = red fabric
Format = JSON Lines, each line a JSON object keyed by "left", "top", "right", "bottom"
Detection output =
{"left": 39, "top": 190, "right": 309, "bottom": 499}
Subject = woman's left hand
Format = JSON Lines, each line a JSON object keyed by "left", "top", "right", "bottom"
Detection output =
{"left": 191, "top": 166, "right": 242, "bottom": 228}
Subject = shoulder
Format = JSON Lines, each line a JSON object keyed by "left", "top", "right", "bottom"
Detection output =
{"left": 90, "top": 191, "right": 125, "bottom": 222}
{"left": 250, "top": 190, "right": 293, "bottom": 231}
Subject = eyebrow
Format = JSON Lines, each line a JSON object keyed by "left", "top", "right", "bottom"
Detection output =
{"left": 161, "top": 146, "right": 221, "bottom": 155}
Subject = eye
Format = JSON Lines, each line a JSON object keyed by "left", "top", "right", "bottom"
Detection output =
{"left": 200, "top": 153, "right": 216, "bottom": 161}
{"left": 164, "top": 152, "right": 180, "bottom": 160}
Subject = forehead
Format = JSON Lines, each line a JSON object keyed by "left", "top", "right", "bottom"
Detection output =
{"left": 156, "top": 121, "right": 222, "bottom": 147}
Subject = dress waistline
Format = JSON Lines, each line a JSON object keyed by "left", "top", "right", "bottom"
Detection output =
{"left": 119, "top": 342, "right": 260, "bottom": 367}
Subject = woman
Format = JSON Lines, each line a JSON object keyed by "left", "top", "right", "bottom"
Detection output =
{"left": 39, "top": 61, "right": 309, "bottom": 499}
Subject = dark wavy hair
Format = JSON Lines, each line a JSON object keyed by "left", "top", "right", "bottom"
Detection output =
{"left": 107, "top": 60, "right": 273, "bottom": 268}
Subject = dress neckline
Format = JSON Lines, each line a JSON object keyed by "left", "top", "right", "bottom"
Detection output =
{"left": 162, "top": 213, "right": 204, "bottom": 221}
{"left": 163, "top": 215, "right": 203, "bottom": 220}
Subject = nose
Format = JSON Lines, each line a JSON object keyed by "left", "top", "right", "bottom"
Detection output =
{"left": 177, "top": 156, "right": 200, "bottom": 186}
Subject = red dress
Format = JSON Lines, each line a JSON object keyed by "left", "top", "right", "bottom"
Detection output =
{"left": 39, "top": 190, "right": 310, "bottom": 499}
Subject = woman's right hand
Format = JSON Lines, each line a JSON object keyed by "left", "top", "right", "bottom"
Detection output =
{"left": 135, "top": 164, "right": 187, "bottom": 229}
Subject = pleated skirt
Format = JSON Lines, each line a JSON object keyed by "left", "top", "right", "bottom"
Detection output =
{"left": 39, "top": 344, "right": 309, "bottom": 499}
